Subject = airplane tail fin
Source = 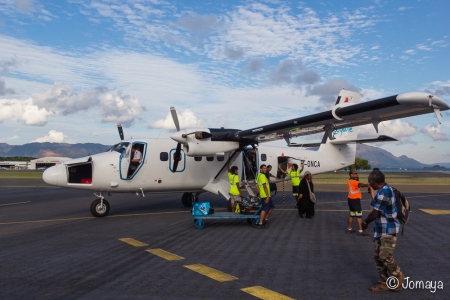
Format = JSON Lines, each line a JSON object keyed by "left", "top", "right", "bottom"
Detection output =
{"left": 318, "top": 127, "right": 357, "bottom": 169}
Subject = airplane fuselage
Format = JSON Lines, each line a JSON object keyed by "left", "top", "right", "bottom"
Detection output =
{"left": 43, "top": 138, "right": 354, "bottom": 195}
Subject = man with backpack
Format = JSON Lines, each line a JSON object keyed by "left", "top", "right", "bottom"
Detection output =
{"left": 362, "top": 170, "right": 406, "bottom": 292}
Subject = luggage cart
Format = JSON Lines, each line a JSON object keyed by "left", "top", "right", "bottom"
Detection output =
{"left": 192, "top": 206, "right": 262, "bottom": 229}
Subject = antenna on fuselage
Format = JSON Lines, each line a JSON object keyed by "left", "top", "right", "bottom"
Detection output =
{"left": 117, "top": 124, "right": 124, "bottom": 141}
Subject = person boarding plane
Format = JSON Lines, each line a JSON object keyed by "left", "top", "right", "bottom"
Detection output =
{"left": 42, "top": 90, "right": 449, "bottom": 217}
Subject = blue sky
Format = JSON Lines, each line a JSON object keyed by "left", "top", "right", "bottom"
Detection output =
{"left": 0, "top": 0, "right": 449, "bottom": 163}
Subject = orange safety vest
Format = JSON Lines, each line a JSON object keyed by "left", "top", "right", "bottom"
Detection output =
{"left": 347, "top": 179, "right": 362, "bottom": 199}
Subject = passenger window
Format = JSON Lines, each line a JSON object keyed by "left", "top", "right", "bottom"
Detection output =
{"left": 160, "top": 152, "right": 168, "bottom": 161}
{"left": 261, "top": 154, "right": 267, "bottom": 161}
{"left": 206, "top": 156, "right": 214, "bottom": 161}
{"left": 217, "top": 156, "right": 224, "bottom": 161}
{"left": 194, "top": 157, "right": 202, "bottom": 161}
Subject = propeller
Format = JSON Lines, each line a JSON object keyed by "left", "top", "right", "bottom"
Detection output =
{"left": 170, "top": 107, "right": 182, "bottom": 173}
{"left": 117, "top": 124, "right": 124, "bottom": 141}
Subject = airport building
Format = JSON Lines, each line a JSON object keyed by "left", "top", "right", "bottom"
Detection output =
{"left": 0, "top": 157, "right": 71, "bottom": 170}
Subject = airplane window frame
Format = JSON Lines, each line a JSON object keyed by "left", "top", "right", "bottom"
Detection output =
{"left": 206, "top": 156, "right": 214, "bottom": 161}
{"left": 194, "top": 157, "right": 202, "bottom": 161}
{"left": 217, "top": 156, "right": 225, "bottom": 161}
{"left": 261, "top": 154, "right": 267, "bottom": 161}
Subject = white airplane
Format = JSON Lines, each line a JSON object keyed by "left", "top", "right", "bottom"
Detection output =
{"left": 42, "top": 90, "right": 449, "bottom": 217}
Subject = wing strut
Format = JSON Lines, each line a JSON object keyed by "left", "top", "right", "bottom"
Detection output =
{"left": 434, "top": 108, "right": 442, "bottom": 124}
{"left": 321, "top": 124, "right": 336, "bottom": 144}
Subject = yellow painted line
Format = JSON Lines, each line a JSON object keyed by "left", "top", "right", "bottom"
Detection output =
{"left": 241, "top": 286, "right": 294, "bottom": 300}
{"left": 0, "top": 201, "right": 31, "bottom": 207}
{"left": 420, "top": 209, "right": 450, "bottom": 215}
{"left": 146, "top": 248, "right": 184, "bottom": 260}
{"left": 119, "top": 238, "right": 148, "bottom": 247}
{"left": 184, "top": 264, "right": 238, "bottom": 282}
{"left": 407, "top": 193, "right": 450, "bottom": 198}
{"left": 0, "top": 210, "right": 189, "bottom": 225}
{"left": 276, "top": 209, "right": 372, "bottom": 212}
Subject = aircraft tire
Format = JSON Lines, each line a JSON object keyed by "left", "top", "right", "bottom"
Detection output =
{"left": 90, "top": 199, "right": 110, "bottom": 217}
{"left": 181, "top": 193, "right": 193, "bottom": 207}
{"left": 227, "top": 199, "right": 232, "bottom": 212}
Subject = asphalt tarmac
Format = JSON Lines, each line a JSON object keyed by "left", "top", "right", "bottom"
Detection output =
{"left": 1, "top": 179, "right": 449, "bottom": 299}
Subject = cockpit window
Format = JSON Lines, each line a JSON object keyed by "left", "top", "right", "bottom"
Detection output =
{"left": 111, "top": 142, "right": 130, "bottom": 153}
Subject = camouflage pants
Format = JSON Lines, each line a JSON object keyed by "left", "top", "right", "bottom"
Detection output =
{"left": 373, "top": 235, "right": 402, "bottom": 283}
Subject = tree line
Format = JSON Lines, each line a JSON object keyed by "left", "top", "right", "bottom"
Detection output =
{"left": 342, "top": 157, "right": 372, "bottom": 171}
{"left": 0, "top": 157, "right": 37, "bottom": 161}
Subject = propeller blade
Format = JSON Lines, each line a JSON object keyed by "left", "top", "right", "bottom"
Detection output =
{"left": 117, "top": 124, "right": 124, "bottom": 140}
{"left": 170, "top": 107, "right": 180, "bottom": 132}
{"left": 172, "top": 142, "right": 182, "bottom": 173}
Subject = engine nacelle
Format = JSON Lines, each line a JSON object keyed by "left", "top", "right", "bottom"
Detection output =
{"left": 183, "top": 138, "right": 239, "bottom": 156}
{"left": 171, "top": 127, "right": 241, "bottom": 156}
{"left": 332, "top": 89, "right": 361, "bottom": 120}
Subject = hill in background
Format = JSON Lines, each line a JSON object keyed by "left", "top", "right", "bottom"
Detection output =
{"left": 0, "top": 142, "right": 447, "bottom": 170}
{"left": 0, "top": 143, "right": 110, "bottom": 158}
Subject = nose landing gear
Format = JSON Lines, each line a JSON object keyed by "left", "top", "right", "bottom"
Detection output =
{"left": 91, "top": 193, "right": 110, "bottom": 217}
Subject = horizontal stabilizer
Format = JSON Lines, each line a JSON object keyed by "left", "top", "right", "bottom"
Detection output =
{"left": 329, "top": 135, "right": 398, "bottom": 145}
{"left": 288, "top": 135, "right": 397, "bottom": 147}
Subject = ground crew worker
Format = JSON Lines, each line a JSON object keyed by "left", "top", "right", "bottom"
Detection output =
{"left": 278, "top": 161, "right": 304, "bottom": 201}
{"left": 256, "top": 164, "right": 274, "bottom": 229}
{"left": 227, "top": 162, "right": 242, "bottom": 212}
{"left": 346, "top": 169, "right": 370, "bottom": 235}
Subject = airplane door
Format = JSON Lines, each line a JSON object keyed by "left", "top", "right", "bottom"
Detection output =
{"left": 242, "top": 147, "right": 257, "bottom": 180}
{"left": 120, "top": 142, "right": 147, "bottom": 180}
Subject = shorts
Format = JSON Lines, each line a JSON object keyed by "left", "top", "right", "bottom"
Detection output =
{"left": 229, "top": 195, "right": 242, "bottom": 205}
{"left": 292, "top": 185, "right": 300, "bottom": 196}
{"left": 348, "top": 198, "right": 362, "bottom": 217}
{"left": 261, "top": 197, "right": 275, "bottom": 212}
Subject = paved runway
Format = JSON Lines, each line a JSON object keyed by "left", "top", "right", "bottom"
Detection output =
{"left": 0, "top": 183, "right": 449, "bottom": 299}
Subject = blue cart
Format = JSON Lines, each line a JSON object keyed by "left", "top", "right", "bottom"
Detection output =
{"left": 192, "top": 206, "right": 262, "bottom": 229}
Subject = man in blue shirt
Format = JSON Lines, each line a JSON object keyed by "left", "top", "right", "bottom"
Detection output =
{"left": 362, "top": 170, "right": 405, "bottom": 292}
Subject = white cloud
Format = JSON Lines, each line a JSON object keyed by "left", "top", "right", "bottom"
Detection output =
{"left": 31, "top": 82, "right": 106, "bottom": 115}
{"left": 32, "top": 130, "right": 66, "bottom": 143}
{"left": 6, "top": 135, "right": 19, "bottom": 140}
{"left": 0, "top": 98, "right": 53, "bottom": 125}
{"left": 100, "top": 92, "right": 142, "bottom": 127}
{"left": 148, "top": 109, "right": 205, "bottom": 130}
{"left": 355, "top": 119, "right": 419, "bottom": 144}
{"left": 370, "top": 45, "right": 379, "bottom": 50}
{"left": 420, "top": 124, "right": 449, "bottom": 141}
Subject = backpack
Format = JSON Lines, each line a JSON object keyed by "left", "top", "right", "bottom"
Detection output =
{"left": 392, "top": 187, "right": 411, "bottom": 234}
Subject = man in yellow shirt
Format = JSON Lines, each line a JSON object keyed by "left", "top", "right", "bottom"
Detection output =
{"left": 227, "top": 162, "right": 242, "bottom": 212}
{"left": 256, "top": 164, "right": 274, "bottom": 229}
{"left": 279, "top": 161, "right": 304, "bottom": 202}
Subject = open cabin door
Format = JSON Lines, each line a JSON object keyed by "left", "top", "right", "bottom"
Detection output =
{"left": 120, "top": 142, "right": 147, "bottom": 180}
{"left": 241, "top": 147, "right": 258, "bottom": 180}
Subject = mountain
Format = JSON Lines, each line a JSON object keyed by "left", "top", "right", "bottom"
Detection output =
{"left": 0, "top": 142, "right": 447, "bottom": 170}
{"left": 356, "top": 144, "right": 429, "bottom": 169}
{"left": 0, "top": 143, "right": 110, "bottom": 158}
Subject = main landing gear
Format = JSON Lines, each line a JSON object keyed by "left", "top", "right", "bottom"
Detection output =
{"left": 181, "top": 192, "right": 199, "bottom": 207}
{"left": 90, "top": 193, "right": 110, "bottom": 217}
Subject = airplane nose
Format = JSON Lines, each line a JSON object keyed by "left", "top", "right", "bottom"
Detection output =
{"left": 43, "top": 165, "right": 59, "bottom": 186}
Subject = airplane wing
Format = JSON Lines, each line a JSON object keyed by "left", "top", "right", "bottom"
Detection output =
{"left": 170, "top": 91, "right": 449, "bottom": 156}
{"left": 232, "top": 91, "right": 449, "bottom": 144}
{"left": 288, "top": 135, "right": 398, "bottom": 148}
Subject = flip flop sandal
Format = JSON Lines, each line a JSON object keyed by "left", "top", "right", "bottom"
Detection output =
{"left": 369, "top": 283, "right": 390, "bottom": 292}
